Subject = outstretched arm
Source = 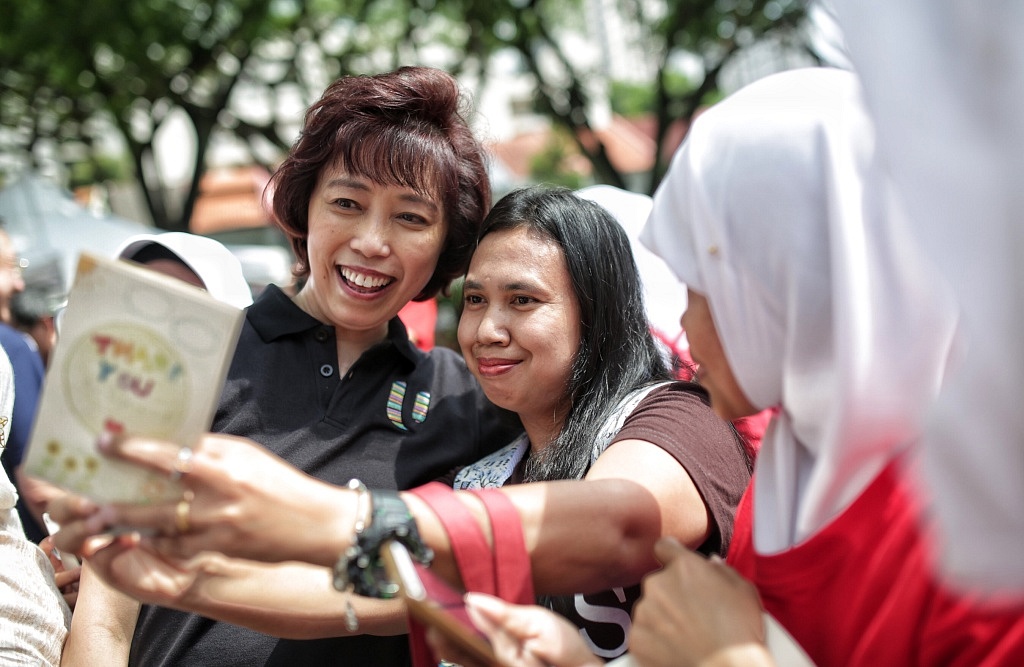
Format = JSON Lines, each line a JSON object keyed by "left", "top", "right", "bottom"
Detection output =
{"left": 64, "top": 533, "right": 407, "bottom": 640}
{"left": 50, "top": 431, "right": 708, "bottom": 596}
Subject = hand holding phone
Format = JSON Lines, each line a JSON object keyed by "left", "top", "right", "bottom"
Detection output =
{"left": 380, "top": 539, "right": 497, "bottom": 665}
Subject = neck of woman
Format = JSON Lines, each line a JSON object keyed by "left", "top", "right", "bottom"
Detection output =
{"left": 291, "top": 289, "right": 390, "bottom": 377}
{"left": 519, "top": 412, "right": 566, "bottom": 458}
{"left": 333, "top": 330, "right": 388, "bottom": 377}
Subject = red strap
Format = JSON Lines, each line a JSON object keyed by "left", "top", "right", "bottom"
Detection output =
{"left": 409, "top": 482, "right": 495, "bottom": 593}
{"left": 471, "top": 488, "right": 534, "bottom": 604}
{"left": 403, "top": 482, "right": 491, "bottom": 667}
{"left": 407, "top": 618, "right": 434, "bottom": 667}
{"left": 403, "top": 483, "right": 534, "bottom": 666}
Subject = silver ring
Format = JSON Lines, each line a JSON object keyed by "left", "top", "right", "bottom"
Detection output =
{"left": 170, "top": 446, "right": 194, "bottom": 482}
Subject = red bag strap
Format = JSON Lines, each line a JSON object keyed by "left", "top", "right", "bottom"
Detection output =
{"left": 470, "top": 488, "right": 534, "bottom": 603}
{"left": 403, "top": 483, "right": 534, "bottom": 666}
{"left": 404, "top": 482, "right": 491, "bottom": 667}
{"left": 409, "top": 482, "right": 495, "bottom": 593}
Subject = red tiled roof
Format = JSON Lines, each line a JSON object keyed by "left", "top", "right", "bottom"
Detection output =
{"left": 189, "top": 166, "right": 273, "bottom": 235}
{"left": 488, "top": 130, "right": 560, "bottom": 179}
{"left": 488, "top": 114, "right": 693, "bottom": 180}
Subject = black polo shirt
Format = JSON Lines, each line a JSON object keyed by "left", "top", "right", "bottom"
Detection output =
{"left": 130, "top": 285, "right": 521, "bottom": 667}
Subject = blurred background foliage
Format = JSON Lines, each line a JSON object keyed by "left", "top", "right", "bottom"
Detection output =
{"left": 0, "top": 0, "right": 820, "bottom": 231}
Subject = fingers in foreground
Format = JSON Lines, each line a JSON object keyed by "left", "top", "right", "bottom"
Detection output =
{"left": 105, "top": 501, "right": 180, "bottom": 536}
{"left": 46, "top": 493, "right": 100, "bottom": 525}
{"left": 52, "top": 509, "right": 118, "bottom": 555}
{"left": 652, "top": 536, "right": 688, "bottom": 564}
{"left": 466, "top": 594, "right": 601, "bottom": 667}
{"left": 137, "top": 532, "right": 212, "bottom": 561}
{"left": 98, "top": 431, "right": 186, "bottom": 475}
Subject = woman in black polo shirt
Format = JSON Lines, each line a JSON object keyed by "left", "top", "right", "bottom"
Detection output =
{"left": 59, "top": 66, "right": 520, "bottom": 667}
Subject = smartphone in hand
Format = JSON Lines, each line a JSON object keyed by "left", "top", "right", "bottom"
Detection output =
{"left": 380, "top": 540, "right": 497, "bottom": 665}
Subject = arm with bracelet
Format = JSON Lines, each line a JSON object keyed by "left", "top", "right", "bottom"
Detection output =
{"left": 52, "top": 432, "right": 685, "bottom": 599}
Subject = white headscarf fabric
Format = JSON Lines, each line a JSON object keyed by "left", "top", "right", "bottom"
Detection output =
{"left": 641, "top": 68, "right": 958, "bottom": 553}
{"left": 116, "top": 232, "right": 253, "bottom": 309}
{"left": 834, "top": 0, "right": 1024, "bottom": 595}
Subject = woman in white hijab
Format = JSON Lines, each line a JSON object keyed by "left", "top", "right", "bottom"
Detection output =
{"left": 115, "top": 232, "right": 254, "bottom": 309}
{"left": 834, "top": 0, "right": 1024, "bottom": 598}
{"left": 631, "top": 67, "right": 1024, "bottom": 666}
{"left": 417, "top": 67, "right": 1024, "bottom": 667}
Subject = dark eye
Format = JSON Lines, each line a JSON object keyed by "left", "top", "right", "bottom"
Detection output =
{"left": 513, "top": 296, "right": 534, "bottom": 306}
{"left": 464, "top": 294, "right": 484, "bottom": 305}
{"left": 398, "top": 212, "right": 430, "bottom": 226}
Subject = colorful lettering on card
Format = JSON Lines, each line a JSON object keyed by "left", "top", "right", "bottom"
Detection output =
{"left": 63, "top": 322, "right": 189, "bottom": 439}
{"left": 28, "top": 322, "right": 188, "bottom": 499}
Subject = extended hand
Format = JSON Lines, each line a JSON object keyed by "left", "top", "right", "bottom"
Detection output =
{"left": 629, "top": 538, "right": 772, "bottom": 667}
{"left": 428, "top": 593, "right": 602, "bottom": 667}
{"left": 51, "top": 432, "right": 354, "bottom": 567}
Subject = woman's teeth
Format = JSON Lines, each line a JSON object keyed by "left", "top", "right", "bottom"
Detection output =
{"left": 341, "top": 267, "right": 392, "bottom": 291}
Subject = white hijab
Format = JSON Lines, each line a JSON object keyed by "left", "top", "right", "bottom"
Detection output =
{"left": 641, "top": 68, "right": 958, "bottom": 553}
{"left": 835, "top": 0, "right": 1024, "bottom": 595}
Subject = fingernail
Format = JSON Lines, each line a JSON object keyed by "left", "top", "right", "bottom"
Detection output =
{"left": 87, "top": 506, "right": 117, "bottom": 531}
{"left": 97, "top": 430, "right": 115, "bottom": 453}
{"left": 464, "top": 592, "right": 502, "bottom": 612}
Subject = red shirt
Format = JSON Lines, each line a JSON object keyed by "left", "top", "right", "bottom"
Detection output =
{"left": 728, "top": 459, "right": 1024, "bottom": 666}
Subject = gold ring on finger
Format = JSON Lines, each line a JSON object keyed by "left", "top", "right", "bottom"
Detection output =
{"left": 175, "top": 490, "right": 195, "bottom": 534}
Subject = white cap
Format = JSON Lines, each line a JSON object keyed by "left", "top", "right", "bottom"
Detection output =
{"left": 115, "top": 232, "right": 253, "bottom": 309}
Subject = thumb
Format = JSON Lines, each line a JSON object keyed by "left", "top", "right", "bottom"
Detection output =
{"left": 652, "top": 536, "right": 687, "bottom": 565}
{"left": 464, "top": 592, "right": 508, "bottom": 633}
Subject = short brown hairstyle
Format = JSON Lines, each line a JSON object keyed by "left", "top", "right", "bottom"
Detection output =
{"left": 268, "top": 66, "right": 491, "bottom": 299}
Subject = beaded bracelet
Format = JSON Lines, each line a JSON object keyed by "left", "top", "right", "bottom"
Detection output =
{"left": 334, "top": 479, "right": 370, "bottom": 631}
{"left": 332, "top": 487, "right": 434, "bottom": 599}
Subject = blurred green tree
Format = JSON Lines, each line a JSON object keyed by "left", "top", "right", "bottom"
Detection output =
{"left": 0, "top": 0, "right": 814, "bottom": 228}
{"left": 495, "top": 0, "right": 813, "bottom": 192}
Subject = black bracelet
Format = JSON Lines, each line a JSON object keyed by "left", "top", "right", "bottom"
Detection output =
{"left": 332, "top": 489, "right": 434, "bottom": 598}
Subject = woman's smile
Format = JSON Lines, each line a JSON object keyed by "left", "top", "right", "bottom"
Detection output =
{"left": 338, "top": 265, "right": 395, "bottom": 296}
{"left": 474, "top": 356, "right": 521, "bottom": 377}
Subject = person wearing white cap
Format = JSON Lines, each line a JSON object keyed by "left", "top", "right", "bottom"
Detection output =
{"left": 115, "top": 232, "right": 253, "bottom": 310}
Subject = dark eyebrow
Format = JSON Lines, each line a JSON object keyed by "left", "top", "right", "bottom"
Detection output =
{"left": 324, "top": 177, "right": 370, "bottom": 192}
{"left": 324, "top": 177, "right": 439, "bottom": 214}
{"left": 398, "top": 192, "right": 439, "bottom": 214}
{"left": 463, "top": 278, "right": 537, "bottom": 292}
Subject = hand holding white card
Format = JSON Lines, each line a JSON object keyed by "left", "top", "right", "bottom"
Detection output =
{"left": 24, "top": 253, "right": 244, "bottom": 504}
